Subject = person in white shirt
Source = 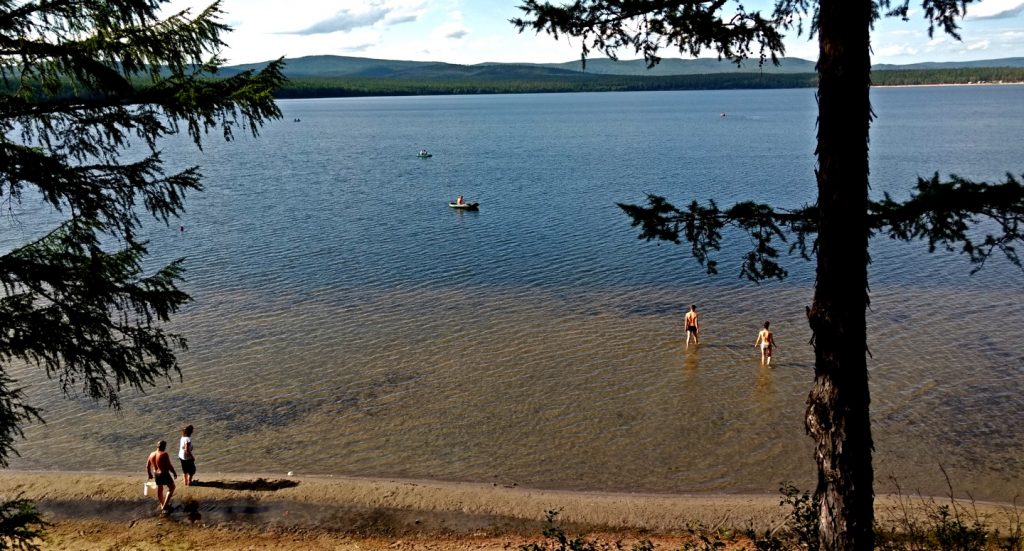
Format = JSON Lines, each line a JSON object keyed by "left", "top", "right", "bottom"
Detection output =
{"left": 178, "top": 424, "right": 196, "bottom": 486}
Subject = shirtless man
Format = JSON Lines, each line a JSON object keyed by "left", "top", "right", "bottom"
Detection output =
{"left": 754, "top": 321, "right": 778, "bottom": 366}
{"left": 146, "top": 440, "right": 177, "bottom": 512}
{"left": 684, "top": 304, "right": 699, "bottom": 346}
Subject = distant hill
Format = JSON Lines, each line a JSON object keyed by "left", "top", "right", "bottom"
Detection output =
{"left": 222, "top": 55, "right": 587, "bottom": 79}
{"left": 214, "top": 55, "right": 1024, "bottom": 99}
{"left": 873, "top": 57, "right": 1024, "bottom": 71}
{"left": 223, "top": 54, "right": 1024, "bottom": 79}
{"left": 526, "top": 57, "right": 817, "bottom": 75}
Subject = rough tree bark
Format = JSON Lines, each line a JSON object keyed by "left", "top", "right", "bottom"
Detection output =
{"left": 804, "top": 0, "right": 875, "bottom": 549}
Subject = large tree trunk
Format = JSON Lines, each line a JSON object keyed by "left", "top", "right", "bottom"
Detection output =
{"left": 805, "top": 0, "right": 875, "bottom": 550}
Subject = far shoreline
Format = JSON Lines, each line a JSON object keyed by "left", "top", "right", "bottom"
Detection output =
{"left": 873, "top": 81, "right": 1024, "bottom": 88}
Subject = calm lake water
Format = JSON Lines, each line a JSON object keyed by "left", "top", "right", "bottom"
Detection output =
{"left": 5, "top": 86, "right": 1023, "bottom": 501}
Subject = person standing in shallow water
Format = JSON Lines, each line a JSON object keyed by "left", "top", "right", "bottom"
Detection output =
{"left": 754, "top": 321, "right": 778, "bottom": 366}
{"left": 179, "top": 425, "right": 196, "bottom": 486}
{"left": 146, "top": 440, "right": 177, "bottom": 512}
{"left": 684, "top": 304, "right": 699, "bottom": 346}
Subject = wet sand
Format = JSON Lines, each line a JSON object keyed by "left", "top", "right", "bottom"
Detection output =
{"left": 1, "top": 470, "right": 780, "bottom": 549}
{"left": 2, "top": 471, "right": 1018, "bottom": 550}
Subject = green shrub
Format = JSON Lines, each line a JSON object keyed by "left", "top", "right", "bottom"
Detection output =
{"left": 779, "top": 482, "right": 820, "bottom": 551}
{"left": 520, "top": 510, "right": 644, "bottom": 551}
{"left": 876, "top": 473, "right": 1021, "bottom": 551}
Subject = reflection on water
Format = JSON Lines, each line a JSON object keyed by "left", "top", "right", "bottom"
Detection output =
{"left": 682, "top": 346, "right": 700, "bottom": 378}
{"left": 754, "top": 366, "right": 775, "bottom": 397}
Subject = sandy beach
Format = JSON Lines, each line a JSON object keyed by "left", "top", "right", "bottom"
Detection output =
{"left": 2, "top": 471, "right": 1020, "bottom": 550}
{"left": 2, "top": 471, "right": 786, "bottom": 549}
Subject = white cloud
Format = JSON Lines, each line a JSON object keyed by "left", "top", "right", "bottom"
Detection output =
{"left": 885, "top": 30, "right": 922, "bottom": 38}
{"left": 875, "top": 43, "right": 920, "bottom": 58}
{"left": 286, "top": 1, "right": 425, "bottom": 35}
{"left": 344, "top": 43, "right": 376, "bottom": 53}
{"left": 385, "top": 14, "right": 418, "bottom": 25}
{"left": 782, "top": 38, "right": 817, "bottom": 61}
{"left": 966, "top": 39, "right": 991, "bottom": 50}
{"left": 430, "top": 10, "right": 470, "bottom": 44}
{"left": 986, "top": 30, "right": 1024, "bottom": 54}
{"left": 967, "top": 0, "right": 1024, "bottom": 19}
{"left": 291, "top": 7, "right": 388, "bottom": 35}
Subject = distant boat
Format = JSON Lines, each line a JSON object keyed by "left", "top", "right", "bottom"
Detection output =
{"left": 417, "top": 149, "right": 432, "bottom": 158}
{"left": 449, "top": 201, "right": 479, "bottom": 211}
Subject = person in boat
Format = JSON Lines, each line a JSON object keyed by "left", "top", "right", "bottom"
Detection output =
{"left": 455, "top": 195, "right": 464, "bottom": 205}
{"left": 420, "top": 149, "right": 429, "bottom": 156}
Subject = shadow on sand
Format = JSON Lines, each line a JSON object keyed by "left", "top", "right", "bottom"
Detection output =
{"left": 192, "top": 478, "right": 299, "bottom": 492}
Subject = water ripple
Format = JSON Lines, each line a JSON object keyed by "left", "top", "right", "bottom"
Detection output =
{"left": 8, "top": 88, "right": 1024, "bottom": 501}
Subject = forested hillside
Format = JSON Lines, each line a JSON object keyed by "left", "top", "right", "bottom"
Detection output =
{"left": 271, "top": 67, "right": 1024, "bottom": 98}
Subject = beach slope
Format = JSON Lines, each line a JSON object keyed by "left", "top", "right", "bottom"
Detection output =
{"left": 3, "top": 471, "right": 785, "bottom": 549}
{"left": 3, "top": 472, "right": 1018, "bottom": 550}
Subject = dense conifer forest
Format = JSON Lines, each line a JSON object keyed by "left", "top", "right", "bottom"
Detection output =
{"left": 271, "top": 67, "right": 1024, "bottom": 98}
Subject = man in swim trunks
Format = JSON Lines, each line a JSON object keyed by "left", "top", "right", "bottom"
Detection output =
{"left": 146, "top": 440, "right": 177, "bottom": 512}
{"left": 684, "top": 304, "right": 699, "bottom": 346}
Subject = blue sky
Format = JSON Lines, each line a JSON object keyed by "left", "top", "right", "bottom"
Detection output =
{"left": 164, "top": 0, "right": 1024, "bottom": 66}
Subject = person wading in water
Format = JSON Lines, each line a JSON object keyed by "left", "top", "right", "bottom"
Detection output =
{"left": 684, "top": 304, "right": 700, "bottom": 347}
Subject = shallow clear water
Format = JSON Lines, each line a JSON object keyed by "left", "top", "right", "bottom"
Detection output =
{"left": 4, "top": 86, "right": 1023, "bottom": 501}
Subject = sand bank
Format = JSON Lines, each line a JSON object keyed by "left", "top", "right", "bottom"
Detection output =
{"left": 2, "top": 470, "right": 786, "bottom": 530}
{"left": 3, "top": 470, "right": 782, "bottom": 549}
{"left": 2, "top": 471, "right": 1019, "bottom": 550}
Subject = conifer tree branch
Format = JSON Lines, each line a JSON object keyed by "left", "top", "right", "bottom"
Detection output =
{"left": 0, "top": 0, "right": 284, "bottom": 468}
{"left": 512, "top": 0, "right": 795, "bottom": 69}
{"left": 619, "top": 173, "right": 1024, "bottom": 281}
{"left": 870, "top": 173, "right": 1024, "bottom": 272}
{"left": 0, "top": 219, "right": 189, "bottom": 409}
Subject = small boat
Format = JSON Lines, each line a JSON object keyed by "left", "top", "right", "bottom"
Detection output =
{"left": 417, "top": 150, "right": 432, "bottom": 158}
{"left": 449, "top": 202, "right": 479, "bottom": 211}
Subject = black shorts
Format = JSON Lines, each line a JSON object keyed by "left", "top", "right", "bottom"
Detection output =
{"left": 180, "top": 459, "right": 196, "bottom": 476}
{"left": 155, "top": 472, "right": 174, "bottom": 486}
{"left": 686, "top": 325, "right": 698, "bottom": 334}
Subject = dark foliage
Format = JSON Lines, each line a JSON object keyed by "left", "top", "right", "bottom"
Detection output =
{"left": 618, "top": 173, "right": 1024, "bottom": 281}
{"left": 0, "top": 0, "right": 284, "bottom": 469}
{"left": 0, "top": 495, "right": 46, "bottom": 550}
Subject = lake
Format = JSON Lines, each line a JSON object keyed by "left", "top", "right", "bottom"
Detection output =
{"left": 5, "top": 86, "right": 1023, "bottom": 502}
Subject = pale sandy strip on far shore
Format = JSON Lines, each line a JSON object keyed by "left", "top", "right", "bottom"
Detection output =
{"left": 1, "top": 471, "right": 1020, "bottom": 535}
{"left": 874, "top": 81, "right": 1024, "bottom": 88}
